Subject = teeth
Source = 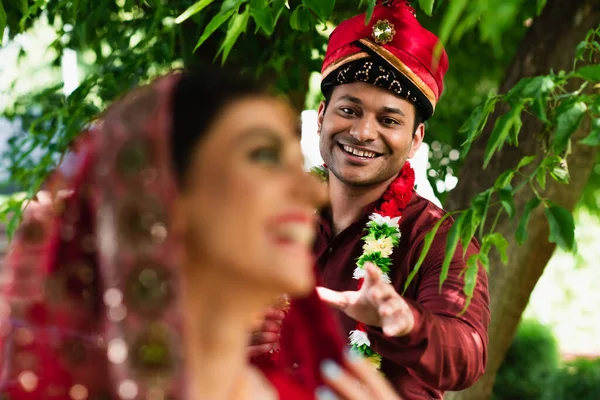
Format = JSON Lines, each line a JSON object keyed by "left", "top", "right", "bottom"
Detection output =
{"left": 274, "top": 223, "right": 315, "bottom": 245}
{"left": 343, "top": 145, "right": 377, "bottom": 158}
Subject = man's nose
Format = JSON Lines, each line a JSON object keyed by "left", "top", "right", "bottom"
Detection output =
{"left": 349, "top": 116, "right": 377, "bottom": 142}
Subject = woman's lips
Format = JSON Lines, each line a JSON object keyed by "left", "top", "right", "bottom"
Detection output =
{"left": 267, "top": 213, "right": 315, "bottom": 248}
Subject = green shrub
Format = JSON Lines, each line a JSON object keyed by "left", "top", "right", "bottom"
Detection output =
{"left": 492, "top": 319, "right": 560, "bottom": 400}
{"left": 541, "top": 358, "right": 600, "bottom": 400}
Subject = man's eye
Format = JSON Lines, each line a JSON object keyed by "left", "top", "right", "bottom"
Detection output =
{"left": 381, "top": 118, "right": 399, "bottom": 126}
{"left": 250, "top": 147, "right": 280, "bottom": 164}
{"left": 340, "top": 107, "right": 356, "bottom": 115}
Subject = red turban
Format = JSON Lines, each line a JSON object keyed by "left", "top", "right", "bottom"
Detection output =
{"left": 321, "top": 0, "right": 449, "bottom": 120}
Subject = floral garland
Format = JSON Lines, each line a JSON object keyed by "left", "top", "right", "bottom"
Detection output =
{"left": 311, "top": 161, "right": 415, "bottom": 370}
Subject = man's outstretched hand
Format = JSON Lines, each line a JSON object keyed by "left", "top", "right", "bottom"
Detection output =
{"left": 316, "top": 262, "right": 414, "bottom": 337}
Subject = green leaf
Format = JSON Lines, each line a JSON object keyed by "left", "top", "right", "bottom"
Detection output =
{"left": 438, "top": 0, "right": 468, "bottom": 46}
{"left": 175, "top": 0, "right": 215, "bottom": 24}
{"left": 250, "top": 0, "right": 274, "bottom": 35}
{"left": 494, "top": 170, "right": 515, "bottom": 189}
{"left": 482, "top": 233, "right": 509, "bottom": 264}
{"left": 516, "top": 197, "right": 541, "bottom": 245}
{"left": 483, "top": 103, "right": 525, "bottom": 169}
{"left": 403, "top": 213, "right": 453, "bottom": 294}
{"left": 549, "top": 163, "right": 570, "bottom": 184}
{"left": 418, "top": 0, "right": 435, "bottom": 16}
{"left": 536, "top": 0, "right": 547, "bottom": 15}
{"left": 575, "top": 65, "right": 600, "bottom": 82}
{"left": 217, "top": 7, "right": 250, "bottom": 63}
{"left": 472, "top": 189, "right": 493, "bottom": 237}
{"left": 536, "top": 167, "right": 547, "bottom": 190}
{"left": 459, "top": 209, "right": 479, "bottom": 256}
{"left": 579, "top": 118, "right": 600, "bottom": 146}
{"left": 272, "top": 0, "right": 287, "bottom": 24}
{"left": 460, "top": 254, "right": 479, "bottom": 314}
{"left": 498, "top": 187, "right": 516, "bottom": 219}
{"left": 552, "top": 101, "right": 587, "bottom": 153}
{"left": 517, "top": 155, "right": 536, "bottom": 170}
{"left": 439, "top": 212, "right": 465, "bottom": 293}
{"left": 194, "top": 2, "right": 240, "bottom": 51}
{"left": 290, "top": 5, "right": 313, "bottom": 32}
{"left": 364, "top": 0, "right": 377, "bottom": 24}
{"left": 460, "top": 94, "right": 498, "bottom": 158}
{"left": 0, "top": 0, "right": 5, "bottom": 46}
{"left": 544, "top": 203, "right": 575, "bottom": 251}
{"left": 302, "top": 0, "right": 334, "bottom": 21}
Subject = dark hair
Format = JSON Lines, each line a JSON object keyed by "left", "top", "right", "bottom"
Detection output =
{"left": 323, "top": 90, "right": 423, "bottom": 135}
{"left": 170, "top": 64, "right": 264, "bottom": 186}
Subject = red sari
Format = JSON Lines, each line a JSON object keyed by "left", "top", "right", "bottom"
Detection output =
{"left": 0, "top": 74, "right": 344, "bottom": 399}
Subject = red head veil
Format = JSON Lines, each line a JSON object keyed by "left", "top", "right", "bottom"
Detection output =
{"left": 0, "top": 73, "right": 345, "bottom": 399}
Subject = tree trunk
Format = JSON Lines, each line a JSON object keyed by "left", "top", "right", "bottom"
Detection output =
{"left": 444, "top": 1, "right": 600, "bottom": 399}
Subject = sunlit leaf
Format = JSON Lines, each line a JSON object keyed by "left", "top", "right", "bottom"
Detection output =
{"left": 494, "top": 169, "right": 515, "bottom": 189}
{"left": 440, "top": 212, "right": 465, "bottom": 293}
{"left": 303, "top": 0, "right": 335, "bottom": 21}
{"left": 364, "top": 0, "right": 377, "bottom": 24}
{"left": 516, "top": 197, "right": 541, "bottom": 245}
{"left": 536, "top": 167, "right": 547, "bottom": 190}
{"left": 460, "top": 254, "right": 479, "bottom": 314}
{"left": 418, "top": 0, "right": 435, "bottom": 16}
{"left": 250, "top": 0, "right": 274, "bottom": 35}
{"left": 460, "top": 209, "right": 478, "bottom": 256}
{"left": 175, "top": 0, "right": 215, "bottom": 24}
{"left": 549, "top": 163, "right": 570, "bottom": 184}
{"left": 403, "top": 213, "right": 453, "bottom": 294}
{"left": 460, "top": 94, "right": 498, "bottom": 158}
{"left": 483, "top": 102, "right": 525, "bottom": 168}
{"left": 579, "top": 118, "right": 600, "bottom": 146}
{"left": 472, "top": 188, "right": 493, "bottom": 237}
{"left": 552, "top": 101, "right": 587, "bottom": 153}
{"left": 0, "top": 0, "right": 6, "bottom": 46}
{"left": 536, "top": 0, "right": 547, "bottom": 15}
{"left": 482, "top": 232, "right": 509, "bottom": 264}
{"left": 575, "top": 65, "right": 600, "bottom": 82}
{"left": 217, "top": 7, "right": 250, "bottom": 63}
{"left": 194, "top": 3, "right": 239, "bottom": 51}
{"left": 544, "top": 203, "right": 575, "bottom": 252}
{"left": 517, "top": 155, "right": 536, "bottom": 170}
{"left": 437, "top": 0, "right": 467, "bottom": 45}
{"left": 498, "top": 187, "right": 516, "bottom": 219}
{"left": 290, "top": 5, "right": 313, "bottom": 32}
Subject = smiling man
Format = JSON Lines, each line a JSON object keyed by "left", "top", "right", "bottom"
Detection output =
{"left": 309, "top": 1, "right": 491, "bottom": 399}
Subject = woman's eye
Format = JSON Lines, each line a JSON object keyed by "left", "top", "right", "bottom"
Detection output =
{"left": 250, "top": 147, "right": 281, "bottom": 165}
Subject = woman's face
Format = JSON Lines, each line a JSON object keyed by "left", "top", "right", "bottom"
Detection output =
{"left": 176, "top": 96, "right": 327, "bottom": 296}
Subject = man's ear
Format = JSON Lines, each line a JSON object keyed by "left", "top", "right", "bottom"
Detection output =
{"left": 317, "top": 101, "right": 326, "bottom": 136}
{"left": 408, "top": 123, "right": 425, "bottom": 159}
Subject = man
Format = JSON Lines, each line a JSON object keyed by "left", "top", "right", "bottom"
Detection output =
{"left": 251, "top": 1, "right": 490, "bottom": 399}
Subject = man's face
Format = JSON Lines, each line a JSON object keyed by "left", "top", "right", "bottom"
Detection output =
{"left": 317, "top": 82, "right": 424, "bottom": 187}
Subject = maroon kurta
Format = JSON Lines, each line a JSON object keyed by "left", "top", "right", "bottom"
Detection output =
{"left": 315, "top": 191, "right": 490, "bottom": 400}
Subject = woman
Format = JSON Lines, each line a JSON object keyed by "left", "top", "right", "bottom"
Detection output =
{"left": 0, "top": 67, "right": 401, "bottom": 399}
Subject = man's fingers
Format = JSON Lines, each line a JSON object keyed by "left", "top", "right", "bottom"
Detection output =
{"left": 362, "top": 262, "right": 381, "bottom": 289}
{"left": 260, "top": 320, "right": 282, "bottom": 334}
{"left": 368, "top": 283, "right": 396, "bottom": 305}
{"left": 380, "top": 301, "right": 414, "bottom": 337}
{"left": 247, "top": 343, "right": 275, "bottom": 358}
{"left": 249, "top": 331, "right": 279, "bottom": 346}
{"left": 263, "top": 308, "right": 286, "bottom": 323}
{"left": 316, "top": 287, "right": 350, "bottom": 310}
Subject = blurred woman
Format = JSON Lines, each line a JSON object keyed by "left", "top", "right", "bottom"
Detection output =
{"left": 0, "top": 66, "right": 400, "bottom": 399}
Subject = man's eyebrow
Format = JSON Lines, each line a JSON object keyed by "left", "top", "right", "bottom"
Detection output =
{"left": 338, "top": 95, "right": 362, "bottom": 105}
{"left": 381, "top": 106, "right": 405, "bottom": 117}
